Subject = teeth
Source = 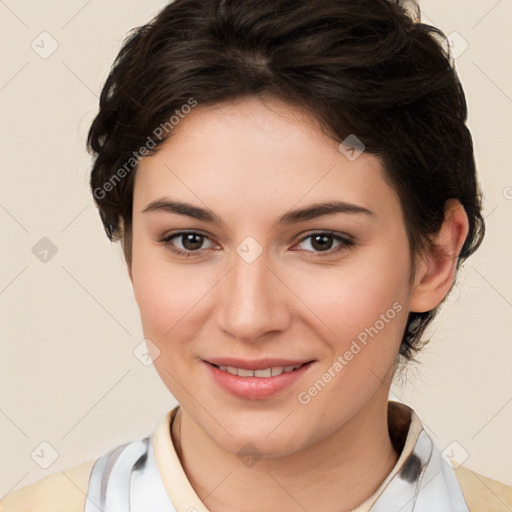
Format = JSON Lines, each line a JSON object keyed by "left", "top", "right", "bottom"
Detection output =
{"left": 255, "top": 368, "right": 272, "bottom": 377}
{"left": 224, "top": 366, "right": 238, "bottom": 375}
{"left": 217, "top": 364, "right": 302, "bottom": 377}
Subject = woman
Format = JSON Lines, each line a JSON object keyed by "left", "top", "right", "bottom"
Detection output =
{"left": 2, "top": 0, "right": 510, "bottom": 510}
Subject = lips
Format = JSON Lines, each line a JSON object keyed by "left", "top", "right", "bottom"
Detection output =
{"left": 203, "top": 357, "right": 316, "bottom": 400}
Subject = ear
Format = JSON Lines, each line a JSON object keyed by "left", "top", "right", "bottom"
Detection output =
{"left": 409, "top": 199, "right": 470, "bottom": 313}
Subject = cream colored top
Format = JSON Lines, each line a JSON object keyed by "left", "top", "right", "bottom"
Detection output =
{"left": 1, "top": 404, "right": 511, "bottom": 511}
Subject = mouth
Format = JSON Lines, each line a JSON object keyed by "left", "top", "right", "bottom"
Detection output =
{"left": 207, "top": 361, "right": 308, "bottom": 378}
{"left": 203, "top": 358, "right": 316, "bottom": 400}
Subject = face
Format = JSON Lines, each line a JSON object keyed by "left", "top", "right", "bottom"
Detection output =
{"left": 129, "top": 96, "right": 414, "bottom": 457}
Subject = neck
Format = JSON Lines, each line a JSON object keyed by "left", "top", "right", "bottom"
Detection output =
{"left": 171, "top": 392, "right": 399, "bottom": 512}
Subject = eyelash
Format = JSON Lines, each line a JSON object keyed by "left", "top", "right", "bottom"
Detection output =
{"left": 159, "top": 231, "right": 355, "bottom": 258}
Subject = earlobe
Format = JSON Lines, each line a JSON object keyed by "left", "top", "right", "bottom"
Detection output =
{"left": 409, "top": 199, "right": 470, "bottom": 313}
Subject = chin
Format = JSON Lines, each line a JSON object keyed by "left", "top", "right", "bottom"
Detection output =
{"left": 211, "top": 415, "right": 317, "bottom": 459}
{"left": 223, "top": 432, "right": 309, "bottom": 461}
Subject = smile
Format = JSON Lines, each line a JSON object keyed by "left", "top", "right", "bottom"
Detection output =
{"left": 212, "top": 363, "right": 303, "bottom": 378}
{"left": 204, "top": 360, "right": 315, "bottom": 400}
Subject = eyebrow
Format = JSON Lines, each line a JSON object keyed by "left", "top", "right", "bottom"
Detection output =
{"left": 142, "top": 198, "right": 375, "bottom": 225}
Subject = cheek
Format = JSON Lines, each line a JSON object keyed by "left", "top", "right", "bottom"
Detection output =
{"left": 292, "top": 246, "right": 409, "bottom": 340}
{"left": 130, "top": 239, "right": 218, "bottom": 352}
{"left": 291, "top": 259, "right": 410, "bottom": 422}
{"left": 288, "top": 247, "right": 411, "bottom": 404}
{"left": 131, "top": 256, "right": 215, "bottom": 398}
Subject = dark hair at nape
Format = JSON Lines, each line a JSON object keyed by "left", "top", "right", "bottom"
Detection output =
{"left": 87, "top": 0, "right": 485, "bottom": 366}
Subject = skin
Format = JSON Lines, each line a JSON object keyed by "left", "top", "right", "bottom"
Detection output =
{"left": 126, "top": 96, "right": 469, "bottom": 512}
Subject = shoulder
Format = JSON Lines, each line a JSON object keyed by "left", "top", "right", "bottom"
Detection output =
{"left": 0, "top": 458, "right": 96, "bottom": 512}
{"left": 454, "top": 464, "right": 512, "bottom": 512}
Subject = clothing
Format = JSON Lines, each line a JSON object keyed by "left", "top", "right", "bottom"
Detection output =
{"left": 1, "top": 402, "right": 510, "bottom": 511}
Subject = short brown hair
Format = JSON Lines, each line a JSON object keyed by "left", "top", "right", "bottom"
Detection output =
{"left": 88, "top": 0, "right": 485, "bottom": 363}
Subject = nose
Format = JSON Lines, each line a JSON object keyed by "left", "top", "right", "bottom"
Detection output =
{"left": 215, "top": 246, "right": 292, "bottom": 343}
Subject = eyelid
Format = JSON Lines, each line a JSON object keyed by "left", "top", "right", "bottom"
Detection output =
{"left": 296, "top": 230, "right": 354, "bottom": 244}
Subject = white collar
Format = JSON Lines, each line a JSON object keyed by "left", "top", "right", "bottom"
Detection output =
{"left": 84, "top": 401, "right": 469, "bottom": 512}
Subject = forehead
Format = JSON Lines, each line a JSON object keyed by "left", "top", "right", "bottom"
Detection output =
{"left": 133, "top": 97, "right": 400, "bottom": 222}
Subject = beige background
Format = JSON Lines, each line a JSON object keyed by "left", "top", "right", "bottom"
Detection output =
{"left": 1, "top": 0, "right": 511, "bottom": 497}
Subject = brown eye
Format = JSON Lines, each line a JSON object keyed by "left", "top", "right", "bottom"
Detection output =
{"left": 179, "top": 233, "right": 205, "bottom": 251}
{"left": 161, "top": 231, "right": 215, "bottom": 256}
{"left": 310, "top": 234, "right": 335, "bottom": 251}
{"left": 295, "top": 232, "right": 354, "bottom": 255}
